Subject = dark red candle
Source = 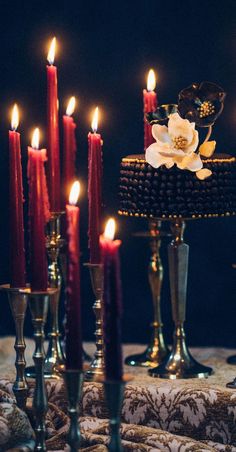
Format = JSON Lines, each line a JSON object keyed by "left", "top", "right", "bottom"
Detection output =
{"left": 46, "top": 37, "right": 61, "bottom": 212}
{"left": 65, "top": 181, "right": 82, "bottom": 370}
{"left": 100, "top": 219, "right": 123, "bottom": 381}
{"left": 28, "top": 128, "right": 51, "bottom": 292}
{"left": 88, "top": 107, "right": 103, "bottom": 264}
{"left": 9, "top": 104, "right": 26, "bottom": 288}
{"left": 62, "top": 96, "right": 77, "bottom": 206}
{"left": 143, "top": 69, "right": 157, "bottom": 151}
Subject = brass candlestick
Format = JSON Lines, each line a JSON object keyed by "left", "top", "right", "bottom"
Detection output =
{"left": 149, "top": 219, "right": 212, "bottom": 379}
{"left": 0, "top": 284, "right": 28, "bottom": 410}
{"left": 84, "top": 263, "right": 104, "bottom": 381}
{"left": 22, "top": 287, "right": 56, "bottom": 451}
{"left": 125, "top": 220, "right": 169, "bottom": 368}
{"left": 63, "top": 369, "right": 84, "bottom": 451}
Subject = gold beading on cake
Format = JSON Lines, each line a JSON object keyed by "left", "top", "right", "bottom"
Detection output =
{"left": 122, "top": 156, "right": 236, "bottom": 164}
{"left": 118, "top": 209, "right": 236, "bottom": 220}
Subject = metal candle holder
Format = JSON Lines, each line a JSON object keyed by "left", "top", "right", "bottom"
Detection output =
{"left": 0, "top": 284, "right": 28, "bottom": 410}
{"left": 104, "top": 375, "right": 132, "bottom": 452}
{"left": 21, "top": 287, "right": 56, "bottom": 451}
{"left": 149, "top": 219, "right": 212, "bottom": 379}
{"left": 84, "top": 263, "right": 104, "bottom": 381}
{"left": 125, "top": 220, "right": 169, "bottom": 368}
{"left": 226, "top": 265, "right": 236, "bottom": 366}
{"left": 63, "top": 369, "right": 84, "bottom": 451}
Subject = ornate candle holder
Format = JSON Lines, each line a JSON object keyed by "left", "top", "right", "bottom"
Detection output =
{"left": 149, "top": 219, "right": 212, "bottom": 379}
{"left": 125, "top": 220, "right": 169, "bottom": 368}
{"left": 63, "top": 369, "right": 84, "bottom": 451}
{"left": 104, "top": 375, "right": 132, "bottom": 452}
{"left": 21, "top": 287, "right": 56, "bottom": 451}
{"left": 84, "top": 263, "right": 104, "bottom": 381}
{"left": 0, "top": 284, "right": 28, "bottom": 410}
{"left": 226, "top": 265, "right": 236, "bottom": 366}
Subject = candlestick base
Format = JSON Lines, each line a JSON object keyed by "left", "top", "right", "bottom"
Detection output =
{"left": 104, "top": 375, "right": 133, "bottom": 452}
{"left": 20, "top": 287, "right": 57, "bottom": 451}
{"left": 84, "top": 263, "right": 104, "bottom": 381}
{"left": 63, "top": 369, "right": 84, "bottom": 452}
{"left": 0, "top": 284, "right": 28, "bottom": 410}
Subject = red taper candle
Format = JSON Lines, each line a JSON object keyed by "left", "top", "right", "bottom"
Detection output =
{"left": 65, "top": 181, "right": 83, "bottom": 370}
{"left": 143, "top": 69, "right": 157, "bottom": 150}
{"left": 88, "top": 107, "right": 103, "bottom": 264}
{"left": 100, "top": 218, "right": 123, "bottom": 381}
{"left": 9, "top": 104, "right": 26, "bottom": 287}
{"left": 28, "top": 128, "right": 51, "bottom": 291}
{"left": 62, "top": 96, "right": 77, "bottom": 206}
{"left": 46, "top": 37, "right": 61, "bottom": 212}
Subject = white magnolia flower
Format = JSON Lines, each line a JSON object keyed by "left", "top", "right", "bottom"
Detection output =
{"left": 146, "top": 112, "right": 203, "bottom": 172}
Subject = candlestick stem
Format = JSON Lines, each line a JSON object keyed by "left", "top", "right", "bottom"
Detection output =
{"left": 63, "top": 369, "right": 83, "bottom": 451}
{"left": 104, "top": 380, "right": 125, "bottom": 452}
{"left": 125, "top": 221, "right": 169, "bottom": 367}
{"left": 84, "top": 264, "right": 104, "bottom": 381}
{"left": 22, "top": 289, "right": 55, "bottom": 452}
{"left": 149, "top": 220, "right": 212, "bottom": 379}
{"left": 0, "top": 285, "right": 28, "bottom": 410}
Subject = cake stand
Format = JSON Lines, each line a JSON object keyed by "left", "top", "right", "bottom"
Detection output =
{"left": 149, "top": 218, "right": 213, "bottom": 379}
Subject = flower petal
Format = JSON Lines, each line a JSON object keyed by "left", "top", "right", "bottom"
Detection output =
{"left": 168, "top": 112, "right": 194, "bottom": 144}
{"left": 185, "top": 129, "right": 199, "bottom": 154}
{"left": 176, "top": 153, "right": 203, "bottom": 172}
{"left": 152, "top": 124, "right": 171, "bottom": 144}
{"left": 145, "top": 144, "right": 174, "bottom": 169}
{"left": 199, "top": 140, "right": 216, "bottom": 157}
{"left": 196, "top": 168, "right": 213, "bottom": 180}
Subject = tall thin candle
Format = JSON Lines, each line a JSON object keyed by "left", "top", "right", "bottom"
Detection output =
{"left": 9, "top": 104, "right": 26, "bottom": 287}
{"left": 100, "top": 218, "right": 123, "bottom": 381}
{"left": 88, "top": 107, "right": 103, "bottom": 264}
{"left": 65, "top": 181, "right": 83, "bottom": 370}
{"left": 46, "top": 37, "right": 61, "bottom": 212}
{"left": 62, "top": 96, "right": 77, "bottom": 206}
{"left": 143, "top": 69, "right": 157, "bottom": 150}
{"left": 28, "top": 128, "right": 50, "bottom": 291}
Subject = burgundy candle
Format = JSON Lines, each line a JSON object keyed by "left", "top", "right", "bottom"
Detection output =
{"left": 9, "top": 104, "right": 26, "bottom": 288}
{"left": 62, "top": 96, "right": 77, "bottom": 206}
{"left": 100, "top": 218, "right": 123, "bottom": 381}
{"left": 46, "top": 37, "right": 61, "bottom": 212}
{"left": 28, "top": 128, "right": 50, "bottom": 291}
{"left": 143, "top": 69, "right": 157, "bottom": 151}
{"left": 88, "top": 107, "right": 103, "bottom": 264}
{"left": 65, "top": 181, "right": 83, "bottom": 370}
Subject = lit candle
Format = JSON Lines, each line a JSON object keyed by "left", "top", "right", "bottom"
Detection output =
{"left": 9, "top": 104, "right": 26, "bottom": 288}
{"left": 88, "top": 107, "right": 103, "bottom": 264}
{"left": 65, "top": 181, "right": 83, "bottom": 370}
{"left": 62, "top": 96, "right": 77, "bottom": 206}
{"left": 143, "top": 69, "right": 157, "bottom": 150}
{"left": 100, "top": 218, "right": 123, "bottom": 381}
{"left": 28, "top": 128, "right": 50, "bottom": 291}
{"left": 46, "top": 37, "right": 61, "bottom": 212}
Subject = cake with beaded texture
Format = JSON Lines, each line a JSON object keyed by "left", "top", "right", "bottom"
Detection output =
{"left": 119, "top": 82, "right": 236, "bottom": 220}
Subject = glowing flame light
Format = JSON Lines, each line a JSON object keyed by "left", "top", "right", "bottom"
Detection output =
{"left": 104, "top": 218, "right": 116, "bottom": 241}
{"left": 91, "top": 106, "right": 99, "bottom": 133}
{"left": 66, "top": 96, "right": 76, "bottom": 116}
{"left": 11, "top": 104, "right": 19, "bottom": 131}
{"left": 47, "top": 37, "right": 56, "bottom": 65}
{"left": 147, "top": 69, "right": 156, "bottom": 92}
{"left": 69, "top": 181, "right": 80, "bottom": 205}
{"left": 31, "top": 128, "right": 40, "bottom": 149}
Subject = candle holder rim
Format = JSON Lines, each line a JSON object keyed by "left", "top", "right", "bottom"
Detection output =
{"left": 19, "top": 287, "right": 58, "bottom": 296}
{"left": 83, "top": 262, "right": 103, "bottom": 269}
{"left": 0, "top": 283, "right": 30, "bottom": 293}
{"left": 50, "top": 210, "right": 66, "bottom": 218}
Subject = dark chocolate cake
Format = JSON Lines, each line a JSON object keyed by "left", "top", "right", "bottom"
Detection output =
{"left": 119, "top": 154, "right": 236, "bottom": 219}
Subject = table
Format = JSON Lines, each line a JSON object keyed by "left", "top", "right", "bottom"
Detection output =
{"left": 1, "top": 338, "right": 236, "bottom": 451}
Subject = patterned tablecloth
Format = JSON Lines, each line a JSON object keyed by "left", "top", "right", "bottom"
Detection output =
{"left": 1, "top": 338, "right": 236, "bottom": 451}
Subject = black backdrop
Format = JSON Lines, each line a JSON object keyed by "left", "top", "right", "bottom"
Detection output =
{"left": 0, "top": 0, "right": 235, "bottom": 347}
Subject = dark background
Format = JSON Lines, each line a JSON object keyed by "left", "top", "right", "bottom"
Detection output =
{"left": 0, "top": 0, "right": 235, "bottom": 347}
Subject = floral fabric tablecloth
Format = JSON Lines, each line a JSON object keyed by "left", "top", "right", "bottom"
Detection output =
{"left": 1, "top": 338, "right": 236, "bottom": 451}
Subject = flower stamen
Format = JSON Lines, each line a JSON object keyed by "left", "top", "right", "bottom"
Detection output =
{"left": 198, "top": 101, "right": 215, "bottom": 118}
{"left": 173, "top": 136, "right": 188, "bottom": 150}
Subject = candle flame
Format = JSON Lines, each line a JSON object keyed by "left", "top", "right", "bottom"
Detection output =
{"left": 104, "top": 218, "right": 116, "bottom": 241}
{"left": 91, "top": 107, "right": 99, "bottom": 133}
{"left": 66, "top": 96, "right": 76, "bottom": 116}
{"left": 47, "top": 37, "right": 56, "bottom": 65}
{"left": 31, "top": 128, "right": 40, "bottom": 149}
{"left": 11, "top": 104, "right": 19, "bottom": 131}
{"left": 69, "top": 181, "right": 80, "bottom": 205}
{"left": 147, "top": 69, "right": 156, "bottom": 92}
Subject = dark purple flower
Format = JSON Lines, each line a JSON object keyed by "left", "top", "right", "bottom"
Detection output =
{"left": 146, "top": 104, "right": 178, "bottom": 125}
